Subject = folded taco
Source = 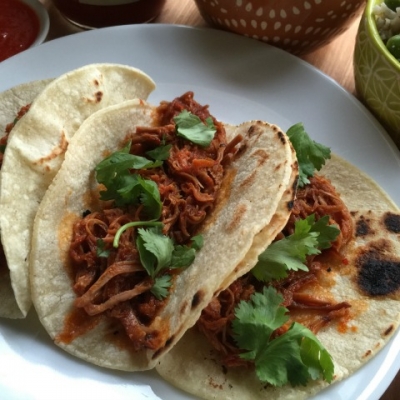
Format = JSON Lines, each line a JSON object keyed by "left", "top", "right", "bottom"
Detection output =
{"left": 29, "top": 92, "right": 299, "bottom": 371}
{"left": 0, "top": 64, "right": 155, "bottom": 319}
{"left": 0, "top": 79, "right": 52, "bottom": 318}
{"left": 156, "top": 126, "right": 400, "bottom": 399}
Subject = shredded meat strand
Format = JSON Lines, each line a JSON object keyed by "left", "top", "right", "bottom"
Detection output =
{"left": 197, "top": 174, "right": 354, "bottom": 368}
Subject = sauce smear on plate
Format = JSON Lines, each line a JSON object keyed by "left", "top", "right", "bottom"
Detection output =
{"left": 0, "top": 0, "right": 40, "bottom": 62}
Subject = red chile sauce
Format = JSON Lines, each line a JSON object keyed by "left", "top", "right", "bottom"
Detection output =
{"left": 52, "top": 0, "right": 166, "bottom": 29}
{"left": 0, "top": 0, "right": 40, "bottom": 62}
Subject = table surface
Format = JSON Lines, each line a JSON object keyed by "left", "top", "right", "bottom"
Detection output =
{"left": 35, "top": 0, "right": 399, "bottom": 398}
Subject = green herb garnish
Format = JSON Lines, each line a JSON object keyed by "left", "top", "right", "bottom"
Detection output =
{"left": 146, "top": 144, "right": 172, "bottom": 161}
{"left": 136, "top": 226, "right": 203, "bottom": 298}
{"left": 96, "top": 238, "right": 110, "bottom": 258}
{"left": 151, "top": 275, "right": 172, "bottom": 300}
{"left": 95, "top": 142, "right": 162, "bottom": 213}
{"left": 252, "top": 215, "right": 339, "bottom": 282}
{"left": 232, "top": 286, "right": 334, "bottom": 386}
{"left": 174, "top": 110, "right": 216, "bottom": 147}
{"left": 287, "top": 123, "right": 331, "bottom": 187}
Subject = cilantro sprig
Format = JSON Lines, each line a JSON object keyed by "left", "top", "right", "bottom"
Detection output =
{"left": 252, "top": 215, "right": 339, "bottom": 282}
{"left": 95, "top": 142, "right": 163, "bottom": 216}
{"left": 136, "top": 226, "right": 203, "bottom": 299}
{"left": 173, "top": 110, "right": 216, "bottom": 147}
{"left": 287, "top": 123, "right": 331, "bottom": 187}
{"left": 232, "top": 286, "right": 334, "bottom": 387}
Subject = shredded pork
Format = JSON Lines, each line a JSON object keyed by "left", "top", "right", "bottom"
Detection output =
{"left": 197, "top": 175, "right": 354, "bottom": 368}
{"left": 67, "top": 92, "right": 241, "bottom": 351}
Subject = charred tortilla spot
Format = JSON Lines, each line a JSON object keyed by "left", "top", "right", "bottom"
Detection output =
{"left": 239, "top": 170, "right": 256, "bottom": 188}
{"left": 84, "top": 90, "right": 104, "bottom": 104}
{"left": 151, "top": 335, "right": 176, "bottom": 360}
{"left": 287, "top": 200, "right": 294, "bottom": 211}
{"left": 384, "top": 212, "right": 400, "bottom": 234}
{"left": 356, "top": 216, "right": 373, "bottom": 237}
{"left": 191, "top": 290, "right": 204, "bottom": 309}
{"left": 226, "top": 203, "right": 247, "bottom": 233}
{"left": 34, "top": 131, "right": 68, "bottom": 165}
{"left": 180, "top": 301, "right": 188, "bottom": 315}
{"left": 292, "top": 174, "right": 299, "bottom": 191}
{"left": 151, "top": 328, "right": 182, "bottom": 360}
{"left": 165, "top": 336, "right": 174, "bottom": 348}
{"left": 246, "top": 122, "right": 268, "bottom": 139}
{"left": 356, "top": 242, "right": 400, "bottom": 296}
{"left": 152, "top": 346, "right": 163, "bottom": 360}
{"left": 277, "top": 129, "right": 286, "bottom": 145}
{"left": 251, "top": 148, "right": 269, "bottom": 167}
{"left": 384, "top": 324, "right": 394, "bottom": 336}
{"left": 363, "top": 349, "right": 372, "bottom": 358}
{"left": 95, "top": 91, "right": 103, "bottom": 103}
{"left": 247, "top": 125, "right": 257, "bottom": 136}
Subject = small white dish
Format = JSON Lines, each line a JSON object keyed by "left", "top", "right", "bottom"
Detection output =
{"left": 21, "top": 0, "right": 50, "bottom": 48}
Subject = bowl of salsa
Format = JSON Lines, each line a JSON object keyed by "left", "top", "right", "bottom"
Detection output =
{"left": 0, "top": 0, "right": 50, "bottom": 62}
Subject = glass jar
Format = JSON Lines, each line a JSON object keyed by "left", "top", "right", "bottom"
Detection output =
{"left": 52, "top": 0, "right": 166, "bottom": 29}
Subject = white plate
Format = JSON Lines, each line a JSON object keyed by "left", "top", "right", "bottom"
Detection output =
{"left": 0, "top": 24, "right": 399, "bottom": 400}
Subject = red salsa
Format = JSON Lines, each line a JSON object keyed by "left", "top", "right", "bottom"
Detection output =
{"left": 0, "top": 0, "right": 40, "bottom": 62}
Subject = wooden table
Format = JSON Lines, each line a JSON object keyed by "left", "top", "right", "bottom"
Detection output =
{"left": 39, "top": 1, "right": 399, "bottom": 398}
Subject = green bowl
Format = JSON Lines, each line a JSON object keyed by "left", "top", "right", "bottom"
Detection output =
{"left": 354, "top": 0, "right": 400, "bottom": 148}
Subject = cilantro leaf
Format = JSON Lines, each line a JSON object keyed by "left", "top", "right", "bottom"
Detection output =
{"left": 96, "top": 239, "right": 110, "bottom": 258}
{"left": 151, "top": 275, "right": 172, "bottom": 299}
{"left": 310, "top": 215, "right": 340, "bottom": 249}
{"left": 232, "top": 287, "right": 334, "bottom": 387}
{"left": 136, "top": 226, "right": 174, "bottom": 277}
{"left": 146, "top": 144, "right": 172, "bottom": 161}
{"left": 252, "top": 214, "right": 339, "bottom": 282}
{"left": 174, "top": 110, "right": 216, "bottom": 147}
{"left": 94, "top": 142, "right": 163, "bottom": 211}
{"left": 191, "top": 234, "right": 204, "bottom": 250}
{"left": 95, "top": 142, "right": 161, "bottom": 186}
{"left": 170, "top": 245, "right": 196, "bottom": 269}
{"left": 232, "top": 287, "right": 289, "bottom": 360}
{"left": 169, "top": 234, "right": 204, "bottom": 268}
{"left": 300, "top": 333, "right": 334, "bottom": 383}
{"left": 137, "top": 176, "right": 162, "bottom": 219}
{"left": 286, "top": 123, "right": 331, "bottom": 187}
{"left": 136, "top": 228, "right": 202, "bottom": 297}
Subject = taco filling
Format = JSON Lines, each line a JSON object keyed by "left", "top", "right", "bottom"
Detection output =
{"left": 61, "top": 92, "right": 244, "bottom": 351}
{"left": 197, "top": 174, "right": 353, "bottom": 370}
{"left": 155, "top": 125, "right": 400, "bottom": 399}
